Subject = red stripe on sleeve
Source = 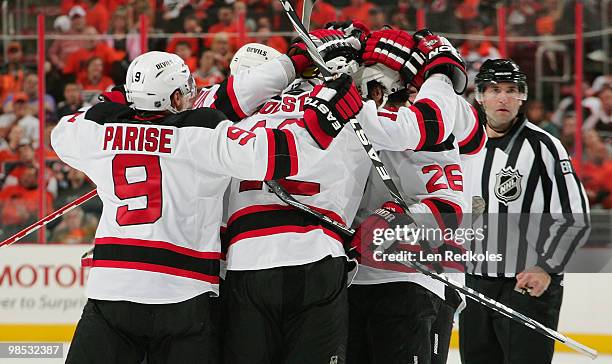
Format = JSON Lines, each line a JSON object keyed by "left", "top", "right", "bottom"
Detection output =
{"left": 377, "top": 111, "right": 398, "bottom": 121}
{"left": 419, "top": 98, "right": 445, "bottom": 144}
{"left": 421, "top": 197, "right": 463, "bottom": 231}
{"left": 226, "top": 77, "right": 247, "bottom": 119}
{"left": 470, "top": 128, "right": 487, "bottom": 155}
{"left": 265, "top": 128, "right": 276, "bottom": 180}
{"left": 303, "top": 109, "right": 333, "bottom": 149}
{"left": 408, "top": 104, "right": 427, "bottom": 150}
{"left": 282, "top": 129, "right": 299, "bottom": 176}
{"left": 459, "top": 106, "right": 480, "bottom": 147}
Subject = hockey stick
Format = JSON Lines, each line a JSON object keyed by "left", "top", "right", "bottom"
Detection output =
{"left": 302, "top": 0, "right": 315, "bottom": 31}
{"left": 398, "top": 253, "right": 598, "bottom": 359}
{"left": 280, "top": 205, "right": 598, "bottom": 358}
{"left": 0, "top": 189, "right": 98, "bottom": 248}
{"left": 267, "top": 178, "right": 598, "bottom": 358}
{"left": 265, "top": 180, "right": 354, "bottom": 237}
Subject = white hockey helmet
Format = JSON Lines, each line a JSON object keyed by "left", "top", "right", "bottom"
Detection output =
{"left": 125, "top": 51, "right": 196, "bottom": 113}
{"left": 353, "top": 64, "right": 404, "bottom": 107}
{"left": 230, "top": 43, "right": 282, "bottom": 76}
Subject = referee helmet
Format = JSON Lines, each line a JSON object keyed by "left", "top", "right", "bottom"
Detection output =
{"left": 475, "top": 59, "right": 528, "bottom": 102}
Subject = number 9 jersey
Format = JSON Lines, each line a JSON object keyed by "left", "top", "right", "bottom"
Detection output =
{"left": 51, "top": 102, "right": 309, "bottom": 304}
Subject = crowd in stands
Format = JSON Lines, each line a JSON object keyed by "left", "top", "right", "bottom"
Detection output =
{"left": 0, "top": 0, "right": 610, "bottom": 243}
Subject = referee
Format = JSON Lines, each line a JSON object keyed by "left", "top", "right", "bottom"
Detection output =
{"left": 459, "top": 59, "right": 590, "bottom": 364}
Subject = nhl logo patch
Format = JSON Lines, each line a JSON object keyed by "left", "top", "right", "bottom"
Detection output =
{"left": 494, "top": 166, "right": 523, "bottom": 205}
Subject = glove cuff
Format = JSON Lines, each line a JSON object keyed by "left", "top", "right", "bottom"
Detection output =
{"left": 303, "top": 107, "right": 336, "bottom": 149}
{"left": 425, "top": 60, "right": 467, "bottom": 94}
{"left": 287, "top": 43, "right": 314, "bottom": 76}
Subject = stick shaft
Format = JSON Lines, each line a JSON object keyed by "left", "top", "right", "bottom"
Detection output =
{"left": 0, "top": 189, "right": 98, "bottom": 248}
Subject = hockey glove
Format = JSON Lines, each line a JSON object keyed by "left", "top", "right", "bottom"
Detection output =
{"left": 287, "top": 29, "right": 362, "bottom": 78}
{"left": 303, "top": 74, "right": 362, "bottom": 149}
{"left": 349, "top": 201, "right": 417, "bottom": 259}
{"left": 410, "top": 29, "right": 467, "bottom": 94}
{"left": 362, "top": 29, "right": 418, "bottom": 85}
{"left": 324, "top": 19, "right": 370, "bottom": 46}
{"left": 99, "top": 85, "right": 128, "bottom": 105}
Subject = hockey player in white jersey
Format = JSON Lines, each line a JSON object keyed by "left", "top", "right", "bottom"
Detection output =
{"left": 343, "top": 28, "right": 487, "bottom": 364}
{"left": 51, "top": 51, "right": 361, "bottom": 364}
{"left": 193, "top": 32, "right": 370, "bottom": 363}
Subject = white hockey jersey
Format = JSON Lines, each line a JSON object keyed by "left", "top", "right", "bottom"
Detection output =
{"left": 51, "top": 101, "right": 312, "bottom": 304}
{"left": 197, "top": 78, "right": 372, "bottom": 271}
{"left": 352, "top": 75, "right": 486, "bottom": 300}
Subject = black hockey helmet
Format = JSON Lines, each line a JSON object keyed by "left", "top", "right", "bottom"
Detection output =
{"left": 475, "top": 59, "right": 528, "bottom": 101}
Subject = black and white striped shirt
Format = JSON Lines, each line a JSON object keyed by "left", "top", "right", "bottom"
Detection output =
{"left": 466, "top": 115, "right": 590, "bottom": 276}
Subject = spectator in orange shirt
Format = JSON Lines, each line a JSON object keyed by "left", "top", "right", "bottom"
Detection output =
{"left": 101, "top": 0, "right": 127, "bottom": 15}
{"left": 254, "top": 25, "right": 288, "bottom": 54}
{"left": 309, "top": 0, "right": 337, "bottom": 29}
{"left": 0, "top": 93, "right": 41, "bottom": 148}
{"left": 0, "top": 166, "right": 53, "bottom": 237}
{"left": 22, "top": 73, "right": 57, "bottom": 120}
{"left": 579, "top": 130, "right": 612, "bottom": 207}
{"left": 166, "top": 14, "right": 204, "bottom": 56}
{"left": 84, "top": 0, "right": 110, "bottom": 33}
{"left": 1, "top": 138, "right": 58, "bottom": 197}
{"left": 61, "top": 0, "right": 87, "bottom": 14}
{"left": 57, "top": 83, "right": 87, "bottom": 120}
{"left": 0, "top": 125, "right": 26, "bottom": 163}
{"left": 194, "top": 51, "right": 225, "bottom": 89}
{"left": 48, "top": 6, "right": 89, "bottom": 71}
{"left": 0, "top": 41, "right": 33, "bottom": 105}
{"left": 54, "top": 168, "right": 101, "bottom": 215}
{"left": 210, "top": 32, "right": 234, "bottom": 73}
{"left": 339, "top": 0, "right": 375, "bottom": 28}
{"left": 50, "top": 206, "right": 96, "bottom": 244}
{"left": 3, "top": 142, "right": 38, "bottom": 187}
{"left": 205, "top": 5, "right": 238, "bottom": 49}
{"left": 460, "top": 22, "right": 501, "bottom": 88}
{"left": 63, "top": 26, "right": 125, "bottom": 78}
{"left": 77, "top": 57, "right": 115, "bottom": 104}
{"left": 174, "top": 41, "right": 198, "bottom": 72}
{"left": 455, "top": 0, "right": 479, "bottom": 21}
{"left": 367, "top": 7, "right": 386, "bottom": 31}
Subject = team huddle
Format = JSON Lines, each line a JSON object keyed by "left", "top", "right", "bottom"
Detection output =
{"left": 50, "top": 18, "right": 588, "bottom": 364}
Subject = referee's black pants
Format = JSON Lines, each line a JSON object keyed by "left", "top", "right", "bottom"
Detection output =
{"left": 347, "top": 282, "right": 456, "bottom": 364}
{"left": 459, "top": 274, "right": 563, "bottom": 364}
{"left": 222, "top": 255, "right": 348, "bottom": 364}
{"left": 66, "top": 292, "right": 219, "bottom": 364}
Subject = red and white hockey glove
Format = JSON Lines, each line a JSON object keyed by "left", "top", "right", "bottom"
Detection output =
{"left": 410, "top": 29, "right": 467, "bottom": 94}
{"left": 303, "top": 74, "right": 362, "bottom": 149}
{"left": 349, "top": 201, "right": 416, "bottom": 259}
{"left": 287, "top": 29, "right": 362, "bottom": 78}
{"left": 362, "top": 29, "right": 418, "bottom": 85}
{"left": 99, "top": 85, "right": 128, "bottom": 104}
